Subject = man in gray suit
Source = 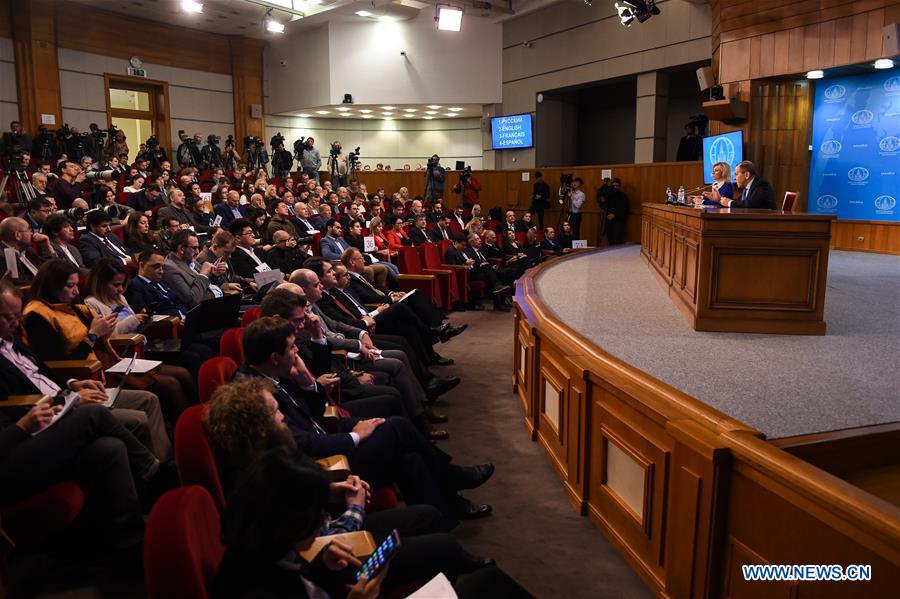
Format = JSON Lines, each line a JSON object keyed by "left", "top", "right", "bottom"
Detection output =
{"left": 44, "top": 214, "right": 85, "bottom": 269}
{"left": 162, "top": 229, "right": 225, "bottom": 308}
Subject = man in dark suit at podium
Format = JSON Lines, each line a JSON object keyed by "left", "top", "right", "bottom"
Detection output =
{"left": 720, "top": 161, "right": 776, "bottom": 210}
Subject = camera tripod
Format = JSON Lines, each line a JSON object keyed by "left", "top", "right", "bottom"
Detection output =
{"left": 0, "top": 166, "right": 37, "bottom": 208}
{"left": 555, "top": 184, "right": 570, "bottom": 232}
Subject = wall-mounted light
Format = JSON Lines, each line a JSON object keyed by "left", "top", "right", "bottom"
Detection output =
{"left": 436, "top": 6, "right": 463, "bottom": 32}
{"left": 614, "top": 1, "right": 660, "bottom": 28}
{"left": 874, "top": 58, "right": 895, "bottom": 70}
{"left": 806, "top": 70, "right": 825, "bottom": 79}
{"left": 265, "top": 8, "right": 285, "bottom": 33}
{"left": 182, "top": 0, "right": 203, "bottom": 13}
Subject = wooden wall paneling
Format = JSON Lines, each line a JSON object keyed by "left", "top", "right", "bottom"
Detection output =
{"left": 513, "top": 304, "right": 540, "bottom": 440}
{"left": 787, "top": 27, "right": 806, "bottom": 74}
{"left": 801, "top": 24, "right": 821, "bottom": 72}
{"left": 830, "top": 221, "right": 900, "bottom": 253}
{"left": 0, "top": 0, "right": 11, "bottom": 38}
{"left": 818, "top": 20, "right": 836, "bottom": 69}
{"left": 832, "top": 15, "right": 854, "bottom": 66}
{"left": 53, "top": 1, "right": 232, "bottom": 74}
{"left": 11, "top": 0, "right": 62, "bottom": 131}
{"left": 230, "top": 37, "right": 266, "bottom": 144}
{"left": 866, "top": 9, "right": 886, "bottom": 58}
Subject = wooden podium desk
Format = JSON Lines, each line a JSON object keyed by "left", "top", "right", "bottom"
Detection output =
{"left": 641, "top": 203, "right": 834, "bottom": 335}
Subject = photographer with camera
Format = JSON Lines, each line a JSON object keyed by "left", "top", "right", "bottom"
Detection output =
{"left": 243, "top": 136, "right": 269, "bottom": 172}
{"left": 529, "top": 171, "right": 550, "bottom": 230}
{"left": 201, "top": 134, "right": 224, "bottom": 171}
{"left": 567, "top": 177, "right": 585, "bottom": 240}
{"left": 2, "top": 121, "right": 32, "bottom": 156}
{"left": 271, "top": 133, "right": 293, "bottom": 178}
{"left": 452, "top": 166, "right": 481, "bottom": 208}
{"left": 52, "top": 160, "right": 91, "bottom": 211}
{"left": 298, "top": 136, "right": 321, "bottom": 183}
{"left": 425, "top": 154, "right": 446, "bottom": 201}
{"left": 326, "top": 141, "right": 348, "bottom": 186}
{"left": 222, "top": 135, "right": 240, "bottom": 171}
{"left": 176, "top": 131, "right": 203, "bottom": 169}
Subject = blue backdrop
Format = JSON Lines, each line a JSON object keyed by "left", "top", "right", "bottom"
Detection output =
{"left": 808, "top": 70, "right": 900, "bottom": 221}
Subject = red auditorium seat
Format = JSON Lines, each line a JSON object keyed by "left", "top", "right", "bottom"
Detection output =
{"left": 218, "top": 328, "right": 244, "bottom": 366}
{"left": 240, "top": 306, "right": 261, "bottom": 327}
{"left": 174, "top": 405, "right": 226, "bottom": 512}
{"left": 198, "top": 356, "right": 238, "bottom": 404}
{"left": 0, "top": 482, "right": 85, "bottom": 549}
{"left": 144, "top": 485, "right": 223, "bottom": 599}
{"left": 396, "top": 246, "right": 445, "bottom": 308}
{"left": 419, "top": 242, "right": 459, "bottom": 305}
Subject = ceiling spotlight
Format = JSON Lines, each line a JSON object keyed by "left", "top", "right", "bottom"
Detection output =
{"left": 315, "top": 110, "right": 330, "bottom": 114}
{"left": 423, "top": 116, "right": 434, "bottom": 120}
{"left": 181, "top": 0, "right": 203, "bottom": 13}
{"left": 404, "top": 114, "right": 415, "bottom": 117}
{"left": 583, "top": 0, "right": 592, "bottom": 5}
{"left": 265, "top": 14, "right": 285, "bottom": 34}
{"left": 425, "top": 111, "right": 438, "bottom": 115}
{"left": 381, "top": 106, "right": 396, "bottom": 110}
{"left": 404, "top": 108, "right": 417, "bottom": 112}
{"left": 382, "top": 112, "right": 394, "bottom": 116}
{"left": 448, "top": 107, "right": 462, "bottom": 112}
{"left": 336, "top": 107, "right": 351, "bottom": 112}
{"left": 874, "top": 58, "right": 894, "bottom": 70}
{"left": 355, "top": 10, "right": 372, "bottom": 17}
{"left": 297, "top": 113, "right": 311, "bottom": 118}
{"left": 339, "top": 112, "right": 351, "bottom": 117}
{"left": 359, "top": 109, "right": 372, "bottom": 114}
{"left": 427, "top": 105, "right": 442, "bottom": 109}
{"left": 436, "top": 6, "right": 463, "bottom": 32}
{"left": 379, "top": 15, "right": 395, "bottom": 22}
{"left": 614, "top": 1, "right": 659, "bottom": 28}
{"left": 444, "top": 113, "right": 457, "bottom": 117}
{"left": 806, "top": 70, "right": 824, "bottom": 79}
{"left": 361, "top": 115, "right": 373, "bottom": 119}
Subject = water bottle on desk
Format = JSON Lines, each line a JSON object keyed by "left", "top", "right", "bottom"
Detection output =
{"left": 677, "top": 185, "right": 685, "bottom": 204}
{"left": 665, "top": 186, "right": 673, "bottom": 204}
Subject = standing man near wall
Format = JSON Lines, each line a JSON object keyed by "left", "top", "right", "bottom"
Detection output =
{"left": 300, "top": 137, "right": 322, "bottom": 183}
{"left": 529, "top": 171, "right": 550, "bottom": 230}
{"left": 567, "top": 178, "right": 585, "bottom": 240}
{"left": 425, "top": 155, "right": 446, "bottom": 201}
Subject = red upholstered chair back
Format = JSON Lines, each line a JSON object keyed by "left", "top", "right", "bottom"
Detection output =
{"left": 515, "top": 232, "right": 527, "bottom": 246}
{"left": 437, "top": 238, "right": 453, "bottom": 257}
{"left": 144, "top": 485, "right": 224, "bottom": 599}
{"left": 419, "top": 242, "right": 443, "bottom": 270}
{"left": 241, "top": 306, "right": 261, "bottom": 327}
{"left": 535, "top": 230, "right": 545, "bottom": 243}
{"left": 218, "top": 328, "right": 244, "bottom": 366}
{"left": 0, "top": 481, "right": 85, "bottom": 550}
{"left": 173, "top": 405, "right": 226, "bottom": 512}
{"left": 448, "top": 221, "right": 462, "bottom": 237}
{"left": 198, "top": 356, "right": 238, "bottom": 404}
{"left": 397, "top": 246, "right": 425, "bottom": 275}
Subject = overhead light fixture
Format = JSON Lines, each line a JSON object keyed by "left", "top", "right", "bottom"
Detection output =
{"left": 448, "top": 107, "right": 462, "bottom": 112}
{"left": 356, "top": 10, "right": 372, "bottom": 17}
{"left": 336, "top": 107, "right": 351, "bottom": 112}
{"left": 382, "top": 112, "right": 394, "bottom": 116}
{"left": 436, "top": 6, "right": 463, "bottom": 32}
{"left": 383, "top": 117, "right": 393, "bottom": 120}
{"left": 382, "top": 106, "right": 396, "bottom": 110}
{"left": 359, "top": 109, "right": 372, "bottom": 114}
{"left": 404, "top": 114, "right": 415, "bottom": 117}
{"left": 297, "top": 113, "right": 311, "bottom": 118}
{"left": 379, "top": 15, "right": 395, "bottom": 22}
{"left": 361, "top": 115, "right": 373, "bottom": 119}
{"left": 806, "top": 70, "right": 825, "bottom": 79}
{"left": 423, "top": 116, "right": 434, "bottom": 120}
{"left": 425, "top": 111, "right": 438, "bottom": 115}
{"left": 266, "top": 16, "right": 285, "bottom": 34}
{"left": 427, "top": 105, "right": 441, "bottom": 109}
{"left": 614, "top": 1, "right": 659, "bottom": 27}
{"left": 404, "top": 108, "right": 417, "bottom": 112}
{"left": 583, "top": 0, "right": 592, "bottom": 5}
{"left": 339, "top": 112, "right": 351, "bottom": 117}
{"left": 182, "top": 0, "right": 203, "bottom": 13}
{"left": 444, "top": 113, "right": 457, "bottom": 117}
{"left": 874, "top": 58, "right": 894, "bottom": 70}
{"left": 315, "top": 110, "right": 330, "bottom": 114}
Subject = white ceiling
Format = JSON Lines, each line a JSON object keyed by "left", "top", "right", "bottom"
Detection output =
{"left": 284, "top": 102, "right": 483, "bottom": 119}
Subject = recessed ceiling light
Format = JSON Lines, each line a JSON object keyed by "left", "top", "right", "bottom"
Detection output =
{"left": 448, "top": 107, "right": 462, "bottom": 112}
{"left": 806, "top": 70, "right": 824, "bottom": 79}
{"left": 444, "top": 113, "right": 457, "bottom": 117}
{"left": 381, "top": 106, "right": 396, "bottom": 110}
{"left": 339, "top": 112, "right": 351, "bottom": 117}
{"left": 874, "top": 58, "right": 894, "bottom": 70}
{"left": 265, "top": 9, "right": 285, "bottom": 34}
{"left": 355, "top": 10, "right": 372, "bottom": 17}
{"left": 182, "top": 0, "right": 203, "bottom": 13}
{"left": 423, "top": 116, "right": 434, "bottom": 120}
{"left": 425, "top": 111, "right": 438, "bottom": 115}
{"left": 297, "top": 113, "right": 311, "bottom": 118}
{"left": 336, "top": 107, "right": 351, "bottom": 112}
{"left": 361, "top": 115, "right": 373, "bottom": 119}
{"left": 382, "top": 112, "right": 393, "bottom": 116}
{"left": 427, "top": 105, "right": 441, "bottom": 109}
{"left": 315, "top": 110, "right": 330, "bottom": 115}
{"left": 436, "top": 7, "right": 463, "bottom": 32}
{"left": 359, "top": 109, "right": 372, "bottom": 114}
{"left": 404, "top": 108, "right": 416, "bottom": 112}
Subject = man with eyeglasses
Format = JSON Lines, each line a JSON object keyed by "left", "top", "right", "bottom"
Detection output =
{"left": 228, "top": 219, "right": 269, "bottom": 279}
{"left": 23, "top": 197, "right": 54, "bottom": 234}
{"left": 163, "top": 229, "right": 224, "bottom": 308}
{"left": 78, "top": 210, "right": 133, "bottom": 268}
{"left": 266, "top": 230, "right": 306, "bottom": 274}
{"left": 0, "top": 216, "right": 51, "bottom": 285}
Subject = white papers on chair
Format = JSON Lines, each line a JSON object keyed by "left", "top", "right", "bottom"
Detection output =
{"left": 255, "top": 262, "right": 272, "bottom": 273}
{"left": 212, "top": 214, "right": 223, "bottom": 227}
{"left": 253, "top": 268, "right": 283, "bottom": 288}
{"left": 106, "top": 357, "right": 162, "bottom": 374}
{"left": 572, "top": 239, "right": 588, "bottom": 249}
{"left": 151, "top": 314, "right": 169, "bottom": 322}
{"left": 395, "top": 288, "right": 417, "bottom": 303}
{"left": 363, "top": 236, "right": 376, "bottom": 252}
{"left": 407, "top": 573, "right": 457, "bottom": 599}
{"left": 200, "top": 192, "right": 212, "bottom": 202}
{"left": 3, "top": 247, "right": 18, "bottom": 280}
{"left": 32, "top": 392, "right": 79, "bottom": 436}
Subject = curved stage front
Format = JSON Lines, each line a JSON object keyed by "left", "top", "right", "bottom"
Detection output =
{"left": 513, "top": 246, "right": 900, "bottom": 598}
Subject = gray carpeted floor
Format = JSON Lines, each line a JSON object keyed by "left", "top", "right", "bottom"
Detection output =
{"left": 438, "top": 310, "right": 654, "bottom": 599}
{"left": 533, "top": 245, "right": 900, "bottom": 439}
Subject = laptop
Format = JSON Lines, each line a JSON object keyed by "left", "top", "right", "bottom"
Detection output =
{"left": 103, "top": 353, "right": 136, "bottom": 407}
{"left": 146, "top": 294, "right": 242, "bottom": 353}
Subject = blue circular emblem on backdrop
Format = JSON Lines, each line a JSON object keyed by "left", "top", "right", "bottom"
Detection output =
{"left": 817, "top": 195, "right": 839, "bottom": 210}
{"left": 824, "top": 85, "right": 846, "bottom": 100}
{"left": 875, "top": 195, "right": 897, "bottom": 211}
{"left": 851, "top": 110, "right": 875, "bottom": 125}
{"left": 708, "top": 137, "right": 735, "bottom": 167}
{"left": 820, "top": 140, "right": 842, "bottom": 155}
{"left": 885, "top": 77, "right": 900, "bottom": 93}
{"left": 879, "top": 137, "right": 900, "bottom": 152}
{"left": 848, "top": 167, "right": 870, "bottom": 182}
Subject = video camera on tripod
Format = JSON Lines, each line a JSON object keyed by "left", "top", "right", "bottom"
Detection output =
{"left": 347, "top": 146, "right": 361, "bottom": 166}
{"left": 0, "top": 143, "right": 36, "bottom": 207}
{"left": 270, "top": 132, "right": 285, "bottom": 151}
{"left": 558, "top": 173, "right": 573, "bottom": 205}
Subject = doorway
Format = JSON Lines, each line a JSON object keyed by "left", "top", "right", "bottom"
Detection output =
{"left": 104, "top": 75, "right": 171, "bottom": 165}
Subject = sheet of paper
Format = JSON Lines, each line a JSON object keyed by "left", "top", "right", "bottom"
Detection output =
{"left": 407, "top": 573, "right": 457, "bottom": 599}
{"left": 601, "top": 169, "right": 612, "bottom": 179}
{"left": 33, "top": 392, "right": 79, "bottom": 436}
{"left": 151, "top": 314, "right": 169, "bottom": 322}
{"left": 521, "top": 172, "right": 530, "bottom": 182}
{"left": 572, "top": 239, "right": 588, "bottom": 249}
{"left": 253, "top": 268, "right": 283, "bottom": 288}
{"left": 3, "top": 248, "right": 18, "bottom": 280}
{"left": 364, "top": 236, "right": 376, "bottom": 252}
{"left": 106, "top": 357, "right": 162, "bottom": 374}
{"left": 212, "top": 214, "right": 223, "bottom": 227}
{"left": 396, "top": 288, "right": 417, "bottom": 302}
{"left": 199, "top": 192, "right": 212, "bottom": 202}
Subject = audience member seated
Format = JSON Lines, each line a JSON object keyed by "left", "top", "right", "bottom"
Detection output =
{"left": 52, "top": 160, "right": 91, "bottom": 211}
{"left": 496, "top": 211, "right": 518, "bottom": 237}
{"left": 83, "top": 258, "right": 197, "bottom": 420}
{"left": 163, "top": 229, "right": 223, "bottom": 308}
{"left": 214, "top": 190, "right": 249, "bottom": 229}
{"left": 368, "top": 216, "right": 394, "bottom": 260}
{"left": 44, "top": 214, "right": 85, "bottom": 269}
{"left": 445, "top": 234, "right": 510, "bottom": 311}
{"left": 321, "top": 220, "right": 387, "bottom": 287}
{"left": 291, "top": 201, "right": 319, "bottom": 236}
{"left": 430, "top": 214, "right": 454, "bottom": 242}
{"left": 540, "top": 227, "right": 564, "bottom": 255}
{"left": 409, "top": 214, "right": 432, "bottom": 247}
{"left": 196, "top": 230, "right": 254, "bottom": 294}
{"left": 266, "top": 230, "right": 307, "bottom": 274}
{"left": 267, "top": 200, "right": 298, "bottom": 241}
{"left": 481, "top": 230, "right": 526, "bottom": 284}
{"left": 384, "top": 214, "right": 412, "bottom": 251}
{"left": 558, "top": 220, "right": 575, "bottom": 250}
{"left": 123, "top": 213, "right": 162, "bottom": 254}
{"left": 0, "top": 216, "right": 50, "bottom": 285}
{"left": 227, "top": 218, "right": 270, "bottom": 278}
{"left": 18, "top": 260, "right": 172, "bottom": 461}
{"left": 343, "top": 220, "right": 400, "bottom": 281}
{"left": 236, "top": 317, "right": 494, "bottom": 526}
{"left": 155, "top": 187, "right": 192, "bottom": 229}
{"left": 78, "top": 210, "right": 133, "bottom": 268}
{"left": 23, "top": 197, "right": 54, "bottom": 233}
{"left": 122, "top": 175, "right": 145, "bottom": 194}
{"left": 126, "top": 183, "right": 163, "bottom": 215}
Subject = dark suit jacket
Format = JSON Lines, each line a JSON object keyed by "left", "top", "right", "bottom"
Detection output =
{"left": 346, "top": 272, "right": 390, "bottom": 305}
{"left": 0, "top": 338, "right": 68, "bottom": 398}
{"left": 236, "top": 364, "right": 357, "bottom": 457}
{"left": 429, "top": 225, "right": 452, "bottom": 243}
{"left": 78, "top": 232, "right": 131, "bottom": 267}
{"left": 444, "top": 245, "right": 467, "bottom": 265}
{"left": 213, "top": 203, "right": 248, "bottom": 229}
{"left": 731, "top": 177, "right": 776, "bottom": 210}
{"left": 123, "top": 275, "right": 191, "bottom": 317}
{"left": 409, "top": 227, "right": 431, "bottom": 246}
{"left": 230, "top": 245, "right": 269, "bottom": 279}
{"left": 49, "top": 241, "right": 85, "bottom": 268}
{"left": 317, "top": 289, "right": 369, "bottom": 330}
{"left": 126, "top": 190, "right": 160, "bottom": 213}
